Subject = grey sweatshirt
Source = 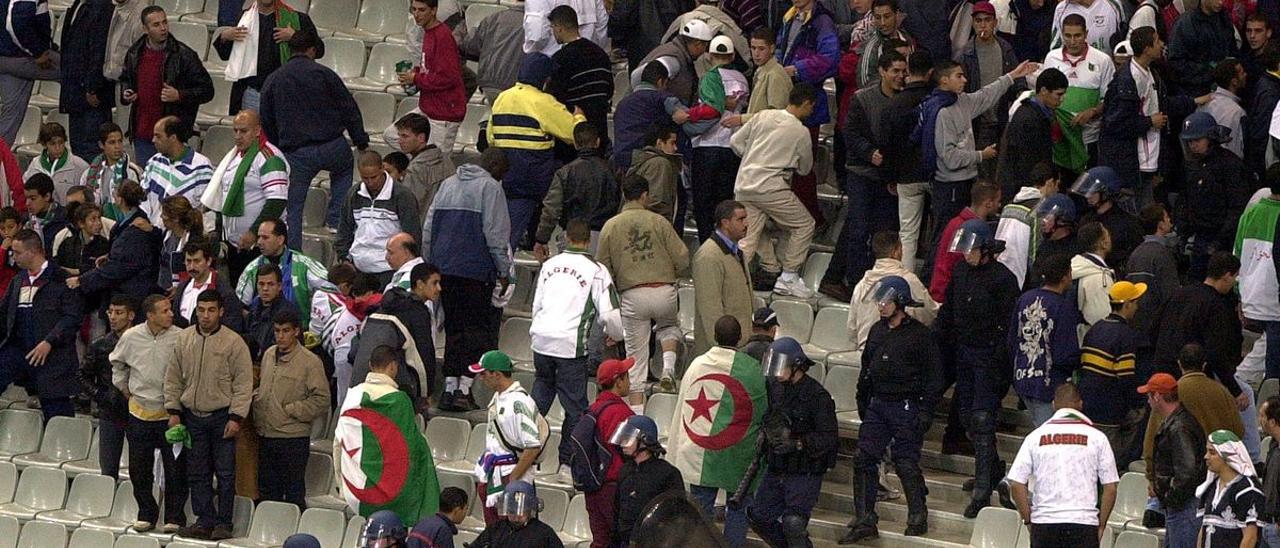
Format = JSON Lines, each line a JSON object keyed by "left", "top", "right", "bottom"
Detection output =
{"left": 934, "top": 74, "right": 1014, "bottom": 182}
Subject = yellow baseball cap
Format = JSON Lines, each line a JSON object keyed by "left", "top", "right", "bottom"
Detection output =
{"left": 1109, "top": 281, "right": 1148, "bottom": 304}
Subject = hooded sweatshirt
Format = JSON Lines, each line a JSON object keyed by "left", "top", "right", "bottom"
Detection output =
{"left": 995, "top": 186, "right": 1045, "bottom": 288}
{"left": 1010, "top": 287, "right": 1082, "bottom": 402}
{"left": 847, "top": 258, "right": 939, "bottom": 354}
{"left": 1071, "top": 252, "right": 1115, "bottom": 340}
{"left": 423, "top": 164, "right": 512, "bottom": 283}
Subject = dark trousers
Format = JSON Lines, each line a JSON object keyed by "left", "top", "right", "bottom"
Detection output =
{"left": 225, "top": 243, "right": 258, "bottom": 287}
{"left": 825, "top": 172, "right": 898, "bottom": 286}
{"left": 791, "top": 126, "right": 824, "bottom": 225}
{"left": 258, "top": 436, "right": 309, "bottom": 508}
{"left": 1265, "top": 320, "right": 1280, "bottom": 381}
{"left": 955, "top": 345, "right": 1009, "bottom": 501}
{"left": 855, "top": 398, "right": 927, "bottom": 524}
{"left": 924, "top": 178, "right": 974, "bottom": 279}
{"left": 1029, "top": 523, "right": 1100, "bottom": 548}
{"left": 99, "top": 416, "right": 126, "bottom": 479}
{"left": 532, "top": 352, "right": 589, "bottom": 465}
{"left": 285, "top": 137, "right": 355, "bottom": 247}
{"left": 69, "top": 107, "right": 111, "bottom": 161}
{"left": 127, "top": 416, "right": 188, "bottom": 525}
{"left": 185, "top": 409, "right": 237, "bottom": 528}
{"left": 39, "top": 397, "right": 74, "bottom": 423}
{"left": 507, "top": 197, "right": 542, "bottom": 251}
{"left": 441, "top": 275, "right": 500, "bottom": 381}
{"left": 586, "top": 481, "right": 616, "bottom": 548}
{"left": 691, "top": 147, "right": 740, "bottom": 242}
{"left": 133, "top": 140, "right": 157, "bottom": 168}
{"left": 747, "top": 471, "right": 823, "bottom": 548}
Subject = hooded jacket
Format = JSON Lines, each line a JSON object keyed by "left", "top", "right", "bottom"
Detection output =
{"left": 1009, "top": 287, "right": 1082, "bottom": 402}
{"left": 423, "top": 164, "right": 512, "bottom": 283}
{"left": 846, "top": 258, "right": 938, "bottom": 354}
{"left": 403, "top": 145, "right": 456, "bottom": 214}
{"left": 1070, "top": 252, "right": 1115, "bottom": 337}
{"left": 935, "top": 74, "right": 1016, "bottom": 182}
{"left": 348, "top": 288, "right": 434, "bottom": 403}
{"left": 627, "top": 145, "right": 682, "bottom": 224}
{"left": 995, "top": 187, "right": 1045, "bottom": 289}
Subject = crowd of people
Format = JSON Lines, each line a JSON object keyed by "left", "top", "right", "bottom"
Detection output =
{"left": 5, "top": 0, "right": 1280, "bottom": 545}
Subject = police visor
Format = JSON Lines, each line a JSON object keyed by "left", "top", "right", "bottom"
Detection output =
{"left": 498, "top": 490, "right": 540, "bottom": 518}
{"left": 609, "top": 421, "right": 644, "bottom": 447}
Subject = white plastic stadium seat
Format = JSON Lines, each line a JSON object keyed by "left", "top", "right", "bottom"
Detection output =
{"left": 969, "top": 507, "right": 1020, "bottom": 548}
{"left": 307, "top": 0, "right": 359, "bottom": 35}
{"left": 0, "top": 466, "right": 68, "bottom": 520}
{"left": 802, "top": 305, "right": 855, "bottom": 362}
{"left": 317, "top": 38, "right": 367, "bottom": 80}
{"left": 425, "top": 417, "right": 472, "bottom": 463}
{"left": 559, "top": 495, "right": 590, "bottom": 544}
{"left": 800, "top": 252, "right": 831, "bottom": 294}
{"left": 200, "top": 125, "right": 236, "bottom": 164}
{"left": 296, "top": 507, "right": 346, "bottom": 548}
{"left": 303, "top": 452, "right": 346, "bottom": 511}
{"left": 1108, "top": 472, "right": 1149, "bottom": 529}
{"left": 112, "top": 535, "right": 161, "bottom": 548}
{"left": 824, "top": 366, "right": 859, "bottom": 427}
{"left": 81, "top": 481, "right": 138, "bottom": 534}
{"left": 771, "top": 298, "right": 814, "bottom": 343}
{"left": 1113, "top": 531, "right": 1159, "bottom": 548}
{"left": 0, "top": 463, "right": 14, "bottom": 504}
{"left": 498, "top": 317, "right": 534, "bottom": 363}
{"left": 350, "top": 43, "right": 413, "bottom": 92}
{"left": 67, "top": 527, "right": 114, "bottom": 548}
{"left": 342, "top": 516, "right": 367, "bottom": 548}
{"left": 539, "top": 489, "right": 569, "bottom": 531}
{"left": 0, "top": 516, "right": 16, "bottom": 548}
{"left": 335, "top": 0, "right": 408, "bottom": 43}
{"left": 354, "top": 91, "right": 396, "bottom": 137}
{"left": 13, "top": 416, "right": 92, "bottom": 469}
{"left": 464, "top": 4, "right": 504, "bottom": 34}
{"left": 644, "top": 393, "right": 677, "bottom": 440}
{"left": 17, "top": 521, "right": 67, "bottom": 548}
{"left": 198, "top": 78, "right": 234, "bottom": 127}
{"left": 439, "top": 423, "right": 485, "bottom": 475}
{"left": 37, "top": 472, "right": 114, "bottom": 526}
{"left": 219, "top": 500, "right": 301, "bottom": 548}
{"left": 168, "top": 22, "right": 210, "bottom": 60}
{"left": 454, "top": 103, "right": 489, "bottom": 153}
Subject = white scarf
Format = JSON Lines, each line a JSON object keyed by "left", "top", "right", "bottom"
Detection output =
{"left": 224, "top": 8, "right": 261, "bottom": 81}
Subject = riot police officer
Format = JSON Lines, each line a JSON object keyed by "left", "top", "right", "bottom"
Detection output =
{"left": 612, "top": 415, "right": 685, "bottom": 547}
{"left": 936, "top": 219, "right": 1021, "bottom": 518}
{"left": 361, "top": 510, "right": 408, "bottom": 548}
{"left": 840, "top": 276, "right": 942, "bottom": 544}
{"left": 746, "top": 337, "right": 838, "bottom": 547}
{"left": 471, "top": 481, "right": 564, "bottom": 548}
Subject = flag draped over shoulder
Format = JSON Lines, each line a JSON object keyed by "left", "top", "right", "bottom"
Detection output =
{"left": 668, "top": 347, "right": 768, "bottom": 490}
{"left": 335, "top": 380, "right": 439, "bottom": 524}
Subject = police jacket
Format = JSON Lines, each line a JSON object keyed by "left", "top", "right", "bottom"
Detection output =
{"left": 937, "top": 259, "right": 1020, "bottom": 356}
{"left": 1152, "top": 405, "right": 1206, "bottom": 510}
{"left": 472, "top": 517, "right": 563, "bottom": 548}
{"left": 858, "top": 316, "right": 942, "bottom": 412}
{"left": 764, "top": 375, "right": 839, "bottom": 475}
{"left": 615, "top": 456, "right": 685, "bottom": 543}
{"left": 1181, "top": 146, "right": 1250, "bottom": 248}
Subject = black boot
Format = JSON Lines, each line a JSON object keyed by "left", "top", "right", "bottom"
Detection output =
{"left": 838, "top": 512, "right": 879, "bottom": 545}
{"left": 996, "top": 478, "right": 1015, "bottom": 509}
{"left": 963, "top": 497, "right": 989, "bottom": 519}
{"left": 898, "top": 465, "right": 930, "bottom": 536}
{"left": 904, "top": 511, "right": 929, "bottom": 536}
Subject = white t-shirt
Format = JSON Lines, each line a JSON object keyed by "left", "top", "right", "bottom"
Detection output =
{"left": 1007, "top": 408, "right": 1120, "bottom": 525}
{"left": 1040, "top": 46, "right": 1115, "bottom": 145}
{"left": 1130, "top": 61, "right": 1161, "bottom": 173}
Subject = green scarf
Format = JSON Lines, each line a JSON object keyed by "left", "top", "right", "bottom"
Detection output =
{"left": 39, "top": 150, "right": 67, "bottom": 174}
{"left": 275, "top": 3, "right": 300, "bottom": 65}
{"left": 222, "top": 140, "right": 261, "bottom": 218}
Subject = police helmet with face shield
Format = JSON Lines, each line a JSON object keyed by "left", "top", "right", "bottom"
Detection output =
{"left": 948, "top": 219, "right": 1004, "bottom": 256}
{"left": 761, "top": 336, "right": 814, "bottom": 378}
{"left": 1035, "top": 193, "right": 1077, "bottom": 232}
{"left": 609, "top": 415, "right": 662, "bottom": 451}
{"left": 1070, "top": 166, "right": 1122, "bottom": 202}
{"left": 498, "top": 481, "right": 542, "bottom": 520}
{"left": 869, "top": 275, "right": 921, "bottom": 309}
{"left": 360, "top": 510, "right": 406, "bottom": 547}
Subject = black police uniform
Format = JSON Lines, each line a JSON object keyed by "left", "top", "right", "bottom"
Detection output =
{"left": 471, "top": 517, "right": 563, "bottom": 548}
{"left": 853, "top": 315, "right": 942, "bottom": 533}
{"left": 747, "top": 374, "right": 838, "bottom": 547}
{"left": 1180, "top": 145, "right": 1250, "bottom": 280}
{"left": 937, "top": 258, "right": 1020, "bottom": 509}
{"left": 614, "top": 455, "right": 685, "bottom": 547}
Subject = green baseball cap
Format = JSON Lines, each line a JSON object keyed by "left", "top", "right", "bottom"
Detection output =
{"left": 468, "top": 350, "right": 513, "bottom": 374}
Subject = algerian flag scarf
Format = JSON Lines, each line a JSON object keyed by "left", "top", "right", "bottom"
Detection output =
{"left": 274, "top": 2, "right": 299, "bottom": 63}
{"left": 668, "top": 346, "right": 768, "bottom": 490}
{"left": 205, "top": 132, "right": 276, "bottom": 217}
{"left": 224, "top": 1, "right": 300, "bottom": 80}
{"left": 1197, "top": 429, "right": 1257, "bottom": 499}
{"left": 336, "top": 374, "right": 440, "bottom": 523}
{"left": 38, "top": 150, "right": 67, "bottom": 174}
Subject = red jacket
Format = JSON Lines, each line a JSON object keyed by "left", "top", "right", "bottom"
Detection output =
{"left": 0, "top": 137, "right": 25, "bottom": 214}
{"left": 589, "top": 391, "right": 635, "bottom": 482}
{"left": 929, "top": 208, "right": 978, "bottom": 303}
{"left": 414, "top": 23, "right": 467, "bottom": 123}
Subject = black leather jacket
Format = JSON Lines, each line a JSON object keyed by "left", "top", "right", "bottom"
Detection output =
{"left": 1153, "top": 406, "right": 1207, "bottom": 509}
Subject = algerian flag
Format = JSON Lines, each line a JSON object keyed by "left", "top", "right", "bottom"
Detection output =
{"left": 668, "top": 347, "right": 767, "bottom": 490}
{"left": 335, "top": 379, "right": 440, "bottom": 524}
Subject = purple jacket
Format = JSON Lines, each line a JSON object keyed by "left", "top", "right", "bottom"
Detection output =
{"left": 775, "top": 2, "right": 840, "bottom": 126}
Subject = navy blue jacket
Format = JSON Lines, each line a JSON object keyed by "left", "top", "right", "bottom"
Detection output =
{"left": 408, "top": 513, "right": 458, "bottom": 548}
{"left": 0, "top": 0, "right": 51, "bottom": 58}
{"left": 1009, "top": 287, "right": 1082, "bottom": 402}
{"left": 1247, "top": 71, "right": 1280, "bottom": 178}
{"left": 0, "top": 264, "right": 83, "bottom": 399}
{"left": 611, "top": 86, "right": 676, "bottom": 171}
{"left": 59, "top": 0, "right": 114, "bottom": 113}
{"left": 1167, "top": 7, "right": 1238, "bottom": 96}
{"left": 260, "top": 54, "right": 369, "bottom": 151}
{"left": 1098, "top": 64, "right": 1154, "bottom": 187}
{"left": 1078, "top": 314, "right": 1148, "bottom": 425}
{"left": 78, "top": 209, "right": 162, "bottom": 300}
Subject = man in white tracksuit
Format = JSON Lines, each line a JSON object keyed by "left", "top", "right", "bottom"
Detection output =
{"left": 529, "top": 217, "right": 624, "bottom": 476}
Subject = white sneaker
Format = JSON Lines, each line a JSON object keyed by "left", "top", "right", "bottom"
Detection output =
{"left": 773, "top": 274, "right": 813, "bottom": 299}
{"left": 132, "top": 521, "right": 154, "bottom": 532}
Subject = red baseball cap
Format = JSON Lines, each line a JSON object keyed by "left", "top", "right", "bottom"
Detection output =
{"left": 597, "top": 358, "right": 635, "bottom": 386}
{"left": 972, "top": 1, "right": 996, "bottom": 16}
{"left": 1137, "top": 373, "right": 1178, "bottom": 395}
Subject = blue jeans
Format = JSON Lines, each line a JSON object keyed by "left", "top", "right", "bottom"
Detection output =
{"left": 690, "top": 484, "right": 749, "bottom": 548}
{"left": 1265, "top": 321, "right": 1280, "bottom": 381}
{"left": 1264, "top": 523, "right": 1280, "bottom": 548}
{"left": 827, "top": 172, "right": 897, "bottom": 287}
{"left": 1237, "top": 373, "right": 1262, "bottom": 463}
{"left": 185, "top": 409, "right": 237, "bottom": 529}
{"left": 506, "top": 197, "right": 541, "bottom": 251}
{"left": 1024, "top": 398, "right": 1054, "bottom": 427}
{"left": 1163, "top": 500, "right": 1200, "bottom": 548}
{"left": 531, "top": 353, "right": 589, "bottom": 466}
{"left": 285, "top": 137, "right": 355, "bottom": 247}
{"left": 133, "top": 139, "right": 157, "bottom": 165}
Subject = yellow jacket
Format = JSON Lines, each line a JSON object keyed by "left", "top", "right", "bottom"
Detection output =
{"left": 487, "top": 83, "right": 586, "bottom": 151}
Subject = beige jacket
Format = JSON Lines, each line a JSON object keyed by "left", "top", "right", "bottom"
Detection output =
{"left": 104, "top": 0, "right": 146, "bottom": 80}
{"left": 744, "top": 59, "right": 793, "bottom": 123}
{"left": 404, "top": 145, "right": 458, "bottom": 214}
{"left": 597, "top": 202, "right": 690, "bottom": 292}
{"left": 164, "top": 325, "right": 254, "bottom": 420}
{"left": 252, "top": 344, "right": 330, "bottom": 438}
{"left": 110, "top": 322, "right": 181, "bottom": 417}
{"left": 730, "top": 109, "right": 814, "bottom": 198}
{"left": 847, "top": 258, "right": 939, "bottom": 351}
{"left": 692, "top": 235, "right": 753, "bottom": 355}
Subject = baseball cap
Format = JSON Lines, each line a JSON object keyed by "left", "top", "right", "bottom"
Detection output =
{"left": 680, "top": 19, "right": 716, "bottom": 42}
{"left": 753, "top": 307, "right": 779, "bottom": 328}
{"left": 1137, "top": 373, "right": 1178, "bottom": 395}
{"left": 468, "top": 350, "right": 514, "bottom": 375}
{"left": 597, "top": 357, "right": 635, "bottom": 386}
{"left": 710, "top": 35, "right": 734, "bottom": 55}
{"left": 1113, "top": 40, "right": 1132, "bottom": 57}
{"left": 972, "top": 1, "right": 996, "bottom": 16}
{"left": 1109, "top": 281, "right": 1148, "bottom": 304}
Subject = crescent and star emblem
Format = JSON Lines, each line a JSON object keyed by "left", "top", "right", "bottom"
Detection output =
{"left": 682, "top": 373, "right": 754, "bottom": 450}
{"left": 338, "top": 407, "right": 410, "bottom": 505}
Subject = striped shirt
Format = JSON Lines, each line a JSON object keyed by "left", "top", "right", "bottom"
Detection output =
{"left": 215, "top": 142, "right": 289, "bottom": 244}
{"left": 140, "top": 147, "right": 213, "bottom": 228}
{"left": 549, "top": 37, "right": 613, "bottom": 133}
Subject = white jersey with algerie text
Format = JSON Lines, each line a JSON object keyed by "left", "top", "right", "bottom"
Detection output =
{"left": 1006, "top": 408, "right": 1119, "bottom": 525}
{"left": 530, "top": 249, "right": 624, "bottom": 358}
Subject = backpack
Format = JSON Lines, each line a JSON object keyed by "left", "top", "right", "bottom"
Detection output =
{"left": 567, "top": 399, "right": 625, "bottom": 493}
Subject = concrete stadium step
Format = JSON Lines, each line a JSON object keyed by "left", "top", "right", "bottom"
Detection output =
{"left": 807, "top": 508, "right": 970, "bottom": 547}
{"left": 814, "top": 478, "right": 978, "bottom": 540}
